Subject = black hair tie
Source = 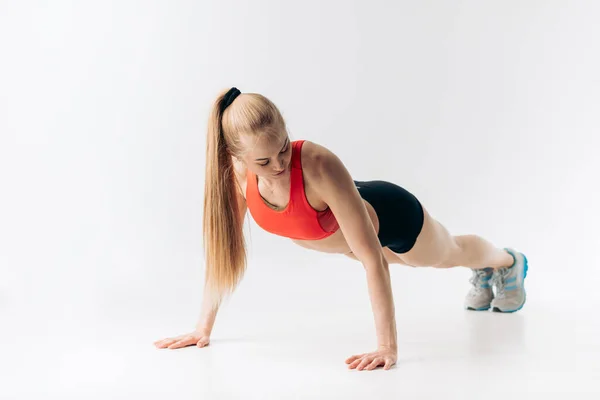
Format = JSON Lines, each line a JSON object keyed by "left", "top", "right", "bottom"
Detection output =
{"left": 220, "top": 87, "right": 241, "bottom": 113}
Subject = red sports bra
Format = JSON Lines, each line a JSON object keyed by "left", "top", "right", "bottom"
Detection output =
{"left": 245, "top": 140, "right": 340, "bottom": 240}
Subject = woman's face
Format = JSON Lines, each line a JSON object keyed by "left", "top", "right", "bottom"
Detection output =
{"left": 238, "top": 133, "right": 291, "bottom": 180}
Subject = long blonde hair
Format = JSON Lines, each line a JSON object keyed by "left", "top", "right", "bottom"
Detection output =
{"left": 203, "top": 88, "right": 287, "bottom": 310}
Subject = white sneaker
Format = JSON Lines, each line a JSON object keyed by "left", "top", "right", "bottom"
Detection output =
{"left": 464, "top": 268, "right": 494, "bottom": 311}
{"left": 490, "top": 248, "right": 529, "bottom": 313}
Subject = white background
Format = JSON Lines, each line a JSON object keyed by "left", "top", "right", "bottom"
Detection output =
{"left": 1, "top": 1, "right": 599, "bottom": 398}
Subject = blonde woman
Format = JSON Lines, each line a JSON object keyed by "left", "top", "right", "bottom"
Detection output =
{"left": 154, "top": 87, "right": 528, "bottom": 371}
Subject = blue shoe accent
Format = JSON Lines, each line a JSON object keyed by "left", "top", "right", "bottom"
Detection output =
{"left": 505, "top": 276, "right": 517, "bottom": 284}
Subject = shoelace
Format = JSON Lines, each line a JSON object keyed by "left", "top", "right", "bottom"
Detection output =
{"left": 469, "top": 269, "right": 491, "bottom": 286}
{"left": 469, "top": 269, "right": 492, "bottom": 295}
{"left": 492, "top": 267, "right": 511, "bottom": 297}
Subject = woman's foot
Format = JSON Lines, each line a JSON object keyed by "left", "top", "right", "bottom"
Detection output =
{"left": 464, "top": 268, "right": 494, "bottom": 310}
{"left": 490, "top": 248, "right": 529, "bottom": 312}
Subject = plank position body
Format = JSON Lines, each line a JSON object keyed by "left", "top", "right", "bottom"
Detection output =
{"left": 154, "top": 88, "right": 529, "bottom": 371}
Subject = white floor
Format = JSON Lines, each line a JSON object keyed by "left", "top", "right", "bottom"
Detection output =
{"left": 2, "top": 252, "right": 599, "bottom": 399}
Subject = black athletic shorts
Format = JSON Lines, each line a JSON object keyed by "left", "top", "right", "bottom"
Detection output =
{"left": 353, "top": 180, "right": 424, "bottom": 254}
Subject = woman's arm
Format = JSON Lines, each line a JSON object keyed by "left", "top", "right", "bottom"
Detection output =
{"left": 313, "top": 146, "right": 397, "bottom": 353}
{"left": 195, "top": 287, "right": 220, "bottom": 334}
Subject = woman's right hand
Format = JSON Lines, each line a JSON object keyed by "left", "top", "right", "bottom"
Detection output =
{"left": 154, "top": 331, "right": 211, "bottom": 349}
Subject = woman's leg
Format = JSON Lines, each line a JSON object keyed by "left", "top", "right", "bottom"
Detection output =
{"left": 397, "top": 205, "right": 528, "bottom": 312}
{"left": 397, "top": 206, "right": 514, "bottom": 269}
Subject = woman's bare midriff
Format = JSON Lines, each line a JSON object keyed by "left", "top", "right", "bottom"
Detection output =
{"left": 232, "top": 141, "right": 381, "bottom": 256}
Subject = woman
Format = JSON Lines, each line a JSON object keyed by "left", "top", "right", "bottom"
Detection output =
{"left": 154, "top": 87, "right": 529, "bottom": 371}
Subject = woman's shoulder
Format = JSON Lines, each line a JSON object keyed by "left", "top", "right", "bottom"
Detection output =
{"left": 296, "top": 139, "right": 327, "bottom": 163}
{"left": 297, "top": 139, "right": 346, "bottom": 207}
{"left": 297, "top": 139, "right": 337, "bottom": 178}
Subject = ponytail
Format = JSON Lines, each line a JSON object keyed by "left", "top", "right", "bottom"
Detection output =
{"left": 202, "top": 89, "right": 248, "bottom": 310}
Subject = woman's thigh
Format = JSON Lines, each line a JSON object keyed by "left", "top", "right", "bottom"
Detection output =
{"left": 395, "top": 206, "right": 459, "bottom": 267}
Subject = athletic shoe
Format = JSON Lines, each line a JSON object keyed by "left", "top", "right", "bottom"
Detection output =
{"left": 464, "top": 267, "right": 494, "bottom": 311}
{"left": 490, "top": 248, "right": 529, "bottom": 313}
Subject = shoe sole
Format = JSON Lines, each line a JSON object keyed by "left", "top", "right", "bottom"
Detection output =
{"left": 492, "top": 252, "right": 528, "bottom": 313}
{"left": 466, "top": 306, "right": 491, "bottom": 311}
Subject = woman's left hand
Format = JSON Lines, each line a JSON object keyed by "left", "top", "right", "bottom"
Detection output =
{"left": 345, "top": 347, "right": 397, "bottom": 371}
